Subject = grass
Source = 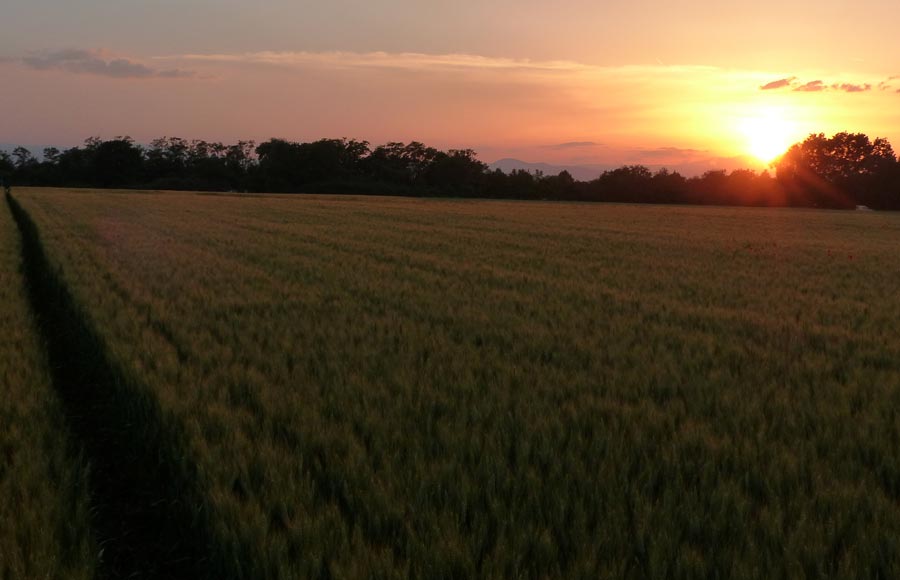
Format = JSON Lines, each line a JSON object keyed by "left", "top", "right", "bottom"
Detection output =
{"left": 0, "top": 194, "right": 95, "bottom": 580}
{"left": 11, "top": 186, "right": 900, "bottom": 579}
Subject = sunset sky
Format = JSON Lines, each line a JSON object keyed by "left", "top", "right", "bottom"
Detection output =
{"left": 2, "top": 0, "right": 899, "bottom": 172}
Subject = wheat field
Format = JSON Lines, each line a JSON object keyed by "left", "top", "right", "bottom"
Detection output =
{"left": 7, "top": 187, "right": 900, "bottom": 579}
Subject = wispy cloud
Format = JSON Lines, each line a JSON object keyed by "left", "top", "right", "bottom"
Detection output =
{"left": 760, "top": 77, "right": 796, "bottom": 90}
{"left": 173, "top": 51, "right": 592, "bottom": 74}
{"left": 545, "top": 141, "right": 602, "bottom": 150}
{"left": 632, "top": 146, "right": 708, "bottom": 161}
{"left": 761, "top": 75, "right": 882, "bottom": 94}
{"left": 21, "top": 49, "right": 194, "bottom": 79}
{"left": 165, "top": 50, "right": 724, "bottom": 84}
{"left": 877, "top": 76, "right": 898, "bottom": 91}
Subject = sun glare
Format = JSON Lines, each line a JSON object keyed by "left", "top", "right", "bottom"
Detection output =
{"left": 739, "top": 108, "right": 796, "bottom": 163}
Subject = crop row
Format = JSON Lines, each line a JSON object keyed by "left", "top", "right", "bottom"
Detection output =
{"left": 0, "top": 194, "right": 94, "bottom": 580}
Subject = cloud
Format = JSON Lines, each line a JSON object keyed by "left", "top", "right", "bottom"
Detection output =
{"left": 545, "top": 141, "right": 601, "bottom": 149}
{"left": 760, "top": 77, "right": 796, "bottom": 90}
{"left": 173, "top": 50, "right": 592, "bottom": 75}
{"left": 21, "top": 49, "right": 194, "bottom": 79}
{"left": 833, "top": 82, "right": 871, "bottom": 93}
{"left": 794, "top": 80, "right": 826, "bottom": 92}
{"left": 166, "top": 51, "right": 723, "bottom": 84}
{"left": 630, "top": 146, "right": 708, "bottom": 161}
{"left": 761, "top": 75, "right": 882, "bottom": 94}
{"left": 877, "top": 76, "right": 898, "bottom": 91}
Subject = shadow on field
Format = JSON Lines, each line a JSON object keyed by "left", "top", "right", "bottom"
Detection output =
{"left": 6, "top": 192, "right": 212, "bottom": 580}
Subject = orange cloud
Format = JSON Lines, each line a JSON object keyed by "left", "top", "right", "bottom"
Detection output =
{"left": 794, "top": 80, "right": 826, "bottom": 92}
{"left": 762, "top": 76, "right": 881, "bottom": 94}
{"left": 760, "top": 77, "right": 796, "bottom": 90}
{"left": 833, "top": 82, "right": 871, "bottom": 93}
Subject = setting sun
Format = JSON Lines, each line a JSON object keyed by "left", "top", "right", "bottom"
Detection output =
{"left": 739, "top": 107, "right": 797, "bottom": 163}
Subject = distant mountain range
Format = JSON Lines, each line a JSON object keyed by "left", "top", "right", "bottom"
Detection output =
{"left": 489, "top": 156, "right": 760, "bottom": 180}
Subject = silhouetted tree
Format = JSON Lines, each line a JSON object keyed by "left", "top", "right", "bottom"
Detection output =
{"left": 650, "top": 169, "right": 689, "bottom": 204}
{"left": 299, "top": 138, "right": 370, "bottom": 184}
{"left": 145, "top": 137, "right": 189, "bottom": 180}
{"left": 364, "top": 142, "right": 441, "bottom": 187}
{"left": 775, "top": 132, "right": 898, "bottom": 209}
{"left": 43, "top": 147, "right": 60, "bottom": 164}
{"left": 53, "top": 143, "right": 95, "bottom": 186}
{"left": 483, "top": 168, "right": 538, "bottom": 199}
{"left": 255, "top": 139, "right": 303, "bottom": 192}
{"left": 90, "top": 137, "right": 144, "bottom": 188}
{"left": 0, "top": 151, "right": 13, "bottom": 183}
{"left": 12, "top": 147, "right": 36, "bottom": 170}
{"left": 591, "top": 165, "right": 654, "bottom": 202}
{"left": 422, "top": 149, "right": 487, "bottom": 195}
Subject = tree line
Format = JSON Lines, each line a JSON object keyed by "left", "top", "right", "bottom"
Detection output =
{"left": 2, "top": 132, "right": 899, "bottom": 209}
